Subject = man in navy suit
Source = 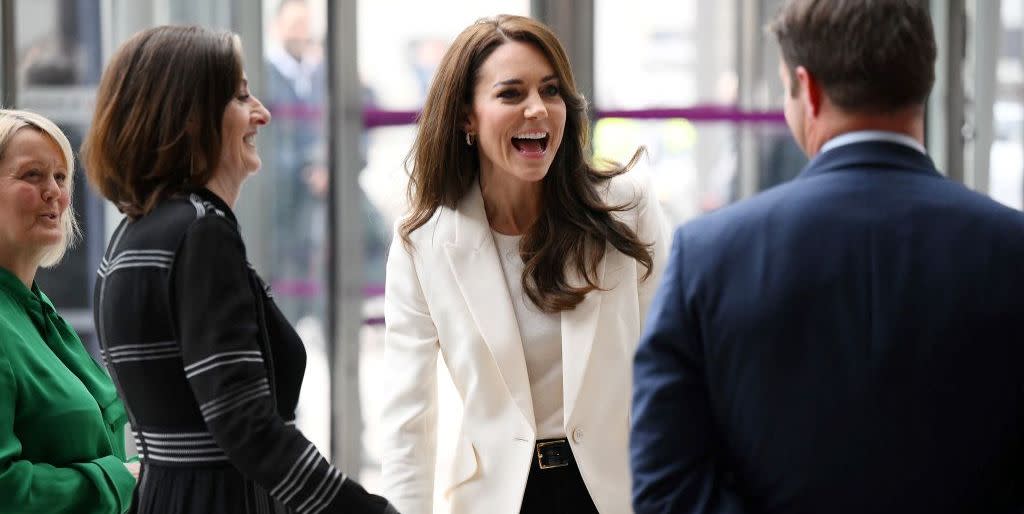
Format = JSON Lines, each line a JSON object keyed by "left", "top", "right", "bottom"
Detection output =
{"left": 631, "top": 1, "right": 1024, "bottom": 513}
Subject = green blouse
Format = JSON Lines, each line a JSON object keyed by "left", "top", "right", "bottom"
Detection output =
{"left": 0, "top": 267, "right": 135, "bottom": 514}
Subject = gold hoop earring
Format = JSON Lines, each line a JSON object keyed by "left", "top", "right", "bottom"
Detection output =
{"left": 465, "top": 132, "right": 474, "bottom": 146}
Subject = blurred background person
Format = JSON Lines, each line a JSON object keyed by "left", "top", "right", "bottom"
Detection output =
{"left": 263, "top": 0, "right": 329, "bottom": 322}
{"left": 380, "top": 15, "right": 669, "bottom": 514}
{"left": 0, "top": 109, "right": 138, "bottom": 514}
{"left": 82, "top": 25, "right": 397, "bottom": 514}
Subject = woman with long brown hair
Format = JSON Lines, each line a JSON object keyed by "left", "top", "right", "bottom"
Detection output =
{"left": 380, "top": 15, "right": 670, "bottom": 514}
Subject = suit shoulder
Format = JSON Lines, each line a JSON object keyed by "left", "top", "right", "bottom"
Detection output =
{"left": 392, "top": 207, "right": 451, "bottom": 253}
{"left": 942, "top": 180, "right": 1024, "bottom": 221}
{"left": 679, "top": 180, "right": 793, "bottom": 235}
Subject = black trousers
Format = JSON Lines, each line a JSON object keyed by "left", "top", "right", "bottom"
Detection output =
{"left": 519, "top": 439, "right": 599, "bottom": 514}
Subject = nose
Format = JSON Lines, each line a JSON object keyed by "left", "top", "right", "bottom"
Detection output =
{"left": 524, "top": 91, "right": 548, "bottom": 120}
{"left": 251, "top": 95, "right": 271, "bottom": 126}
{"left": 41, "top": 176, "right": 60, "bottom": 202}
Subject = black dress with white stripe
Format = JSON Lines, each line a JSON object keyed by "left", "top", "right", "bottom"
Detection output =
{"left": 94, "top": 188, "right": 392, "bottom": 514}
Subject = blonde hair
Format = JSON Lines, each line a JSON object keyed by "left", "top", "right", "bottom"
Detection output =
{"left": 0, "top": 109, "right": 80, "bottom": 267}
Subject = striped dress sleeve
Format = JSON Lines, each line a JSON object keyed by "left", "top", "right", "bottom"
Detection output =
{"left": 170, "top": 215, "right": 392, "bottom": 514}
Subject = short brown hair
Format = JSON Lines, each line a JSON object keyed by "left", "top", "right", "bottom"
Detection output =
{"left": 769, "top": 0, "right": 936, "bottom": 113}
{"left": 401, "top": 15, "right": 653, "bottom": 312}
{"left": 82, "top": 25, "right": 243, "bottom": 217}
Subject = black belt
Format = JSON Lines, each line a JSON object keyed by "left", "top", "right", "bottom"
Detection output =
{"left": 535, "top": 438, "right": 573, "bottom": 470}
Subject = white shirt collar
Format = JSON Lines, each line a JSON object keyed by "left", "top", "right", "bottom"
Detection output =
{"left": 819, "top": 130, "right": 927, "bottom": 156}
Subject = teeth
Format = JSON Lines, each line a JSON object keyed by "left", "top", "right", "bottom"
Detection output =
{"left": 513, "top": 132, "right": 547, "bottom": 140}
{"left": 243, "top": 134, "right": 255, "bottom": 145}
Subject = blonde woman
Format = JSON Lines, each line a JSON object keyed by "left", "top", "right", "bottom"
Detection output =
{"left": 0, "top": 109, "right": 138, "bottom": 513}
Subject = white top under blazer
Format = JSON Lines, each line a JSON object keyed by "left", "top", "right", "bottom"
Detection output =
{"left": 491, "top": 229, "right": 565, "bottom": 440}
{"left": 380, "top": 171, "right": 671, "bottom": 514}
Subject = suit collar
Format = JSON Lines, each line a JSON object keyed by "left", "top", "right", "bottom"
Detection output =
{"left": 797, "top": 140, "right": 942, "bottom": 181}
{"left": 449, "top": 180, "right": 494, "bottom": 251}
{"left": 819, "top": 130, "right": 926, "bottom": 155}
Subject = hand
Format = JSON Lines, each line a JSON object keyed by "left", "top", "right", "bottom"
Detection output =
{"left": 124, "top": 461, "right": 141, "bottom": 480}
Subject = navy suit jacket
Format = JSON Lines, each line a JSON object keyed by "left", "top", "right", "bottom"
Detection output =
{"left": 631, "top": 140, "right": 1024, "bottom": 514}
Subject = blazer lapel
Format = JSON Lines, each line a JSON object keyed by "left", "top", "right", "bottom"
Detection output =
{"left": 443, "top": 182, "right": 536, "bottom": 428}
{"left": 560, "top": 242, "right": 608, "bottom": 423}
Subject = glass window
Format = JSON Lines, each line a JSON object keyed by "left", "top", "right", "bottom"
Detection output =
{"left": 595, "top": 0, "right": 737, "bottom": 109}
{"left": 16, "top": 0, "right": 105, "bottom": 358}
{"left": 359, "top": 1, "right": 529, "bottom": 111}
{"left": 990, "top": 0, "right": 1023, "bottom": 210}
{"left": 594, "top": 0, "right": 800, "bottom": 227}
{"left": 251, "top": 0, "right": 333, "bottom": 457}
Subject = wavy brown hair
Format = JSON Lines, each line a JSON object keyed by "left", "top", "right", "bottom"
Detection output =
{"left": 401, "top": 14, "right": 653, "bottom": 312}
{"left": 82, "top": 25, "right": 242, "bottom": 218}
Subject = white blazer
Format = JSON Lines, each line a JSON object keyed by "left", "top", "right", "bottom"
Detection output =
{"left": 380, "top": 172, "right": 671, "bottom": 514}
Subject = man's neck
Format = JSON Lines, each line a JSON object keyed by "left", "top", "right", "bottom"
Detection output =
{"left": 806, "top": 107, "right": 925, "bottom": 156}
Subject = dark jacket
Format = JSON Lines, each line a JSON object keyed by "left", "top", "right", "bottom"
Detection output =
{"left": 95, "top": 188, "right": 391, "bottom": 514}
{"left": 631, "top": 141, "right": 1024, "bottom": 514}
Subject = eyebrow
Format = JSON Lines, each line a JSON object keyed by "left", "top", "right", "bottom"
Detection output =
{"left": 14, "top": 159, "right": 65, "bottom": 174}
{"left": 493, "top": 74, "right": 558, "bottom": 88}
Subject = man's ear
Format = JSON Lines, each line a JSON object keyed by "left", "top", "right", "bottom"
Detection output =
{"left": 796, "top": 65, "right": 823, "bottom": 118}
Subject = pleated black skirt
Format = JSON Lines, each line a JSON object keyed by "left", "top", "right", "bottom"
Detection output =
{"left": 132, "top": 463, "right": 292, "bottom": 514}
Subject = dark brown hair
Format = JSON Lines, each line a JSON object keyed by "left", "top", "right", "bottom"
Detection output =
{"left": 769, "top": 0, "right": 936, "bottom": 113}
{"left": 82, "top": 25, "right": 243, "bottom": 217}
{"left": 401, "top": 14, "right": 653, "bottom": 313}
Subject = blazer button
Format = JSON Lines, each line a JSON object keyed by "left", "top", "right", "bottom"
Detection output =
{"left": 572, "top": 427, "right": 584, "bottom": 443}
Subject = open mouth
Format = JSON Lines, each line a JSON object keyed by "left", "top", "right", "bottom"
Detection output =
{"left": 243, "top": 132, "right": 257, "bottom": 147}
{"left": 511, "top": 131, "right": 549, "bottom": 155}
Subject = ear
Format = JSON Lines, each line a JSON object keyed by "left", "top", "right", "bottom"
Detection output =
{"left": 461, "top": 105, "right": 476, "bottom": 134}
{"left": 795, "top": 66, "right": 824, "bottom": 118}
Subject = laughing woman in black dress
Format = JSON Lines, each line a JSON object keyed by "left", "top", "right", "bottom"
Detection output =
{"left": 81, "top": 25, "right": 397, "bottom": 514}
